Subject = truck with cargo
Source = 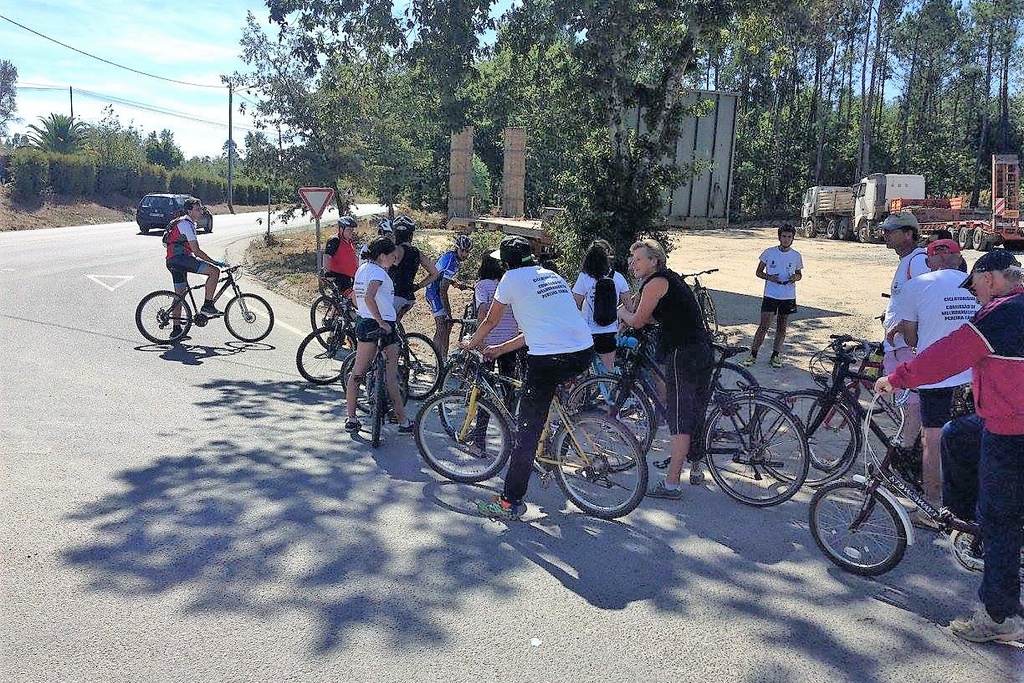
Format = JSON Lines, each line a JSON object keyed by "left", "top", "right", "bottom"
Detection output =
{"left": 884, "top": 155, "right": 1022, "bottom": 251}
{"left": 800, "top": 155, "right": 1023, "bottom": 249}
{"left": 801, "top": 174, "right": 926, "bottom": 241}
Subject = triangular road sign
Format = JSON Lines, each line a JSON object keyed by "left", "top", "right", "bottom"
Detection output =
{"left": 299, "top": 187, "right": 335, "bottom": 219}
{"left": 86, "top": 274, "right": 134, "bottom": 291}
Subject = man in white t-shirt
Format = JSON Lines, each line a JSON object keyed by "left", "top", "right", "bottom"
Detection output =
{"left": 887, "top": 238, "right": 979, "bottom": 514}
{"left": 463, "top": 236, "right": 593, "bottom": 520}
{"left": 742, "top": 224, "right": 803, "bottom": 368}
{"left": 881, "top": 212, "right": 929, "bottom": 448}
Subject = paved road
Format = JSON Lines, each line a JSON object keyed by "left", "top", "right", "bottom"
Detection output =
{"left": 1, "top": 215, "right": 1020, "bottom": 682}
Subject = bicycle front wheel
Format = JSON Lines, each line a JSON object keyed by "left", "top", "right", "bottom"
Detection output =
{"left": 310, "top": 294, "right": 341, "bottom": 332}
{"left": 698, "top": 287, "right": 720, "bottom": 338}
{"left": 553, "top": 412, "right": 647, "bottom": 519}
{"left": 296, "top": 327, "right": 348, "bottom": 384}
{"left": 565, "top": 374, "right": 658, "bottom": 455}
{"left": 782, "top": 389, "right": 861, "bottom": 486}
{"left": 224, "top": 293, "right": 274, "bottom": 342}
{"left": 414, "top": 390, "right": 511, "bottom": 483}
{"left": 402, "top": 332, "right": 442, "bottom": 399}
{"left": 809, "top": 479, "right": 907, "bottom": 576}
{"left": 136, "top": 291, "right": 192, "bottom": 344}
{"left": 703, "top": 394, "right": 808, "bottom": 506}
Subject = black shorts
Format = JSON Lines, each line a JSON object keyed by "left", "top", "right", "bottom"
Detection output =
{"left": 919, "top": 387, "right": 956, "bottom": 428}
{"left": 354, "top": 317, "right": 398, "bottom": 346}
{"left": 323, "top": 271, "right": 354, "bottom": 294}
{"left": 592, "top": 332, "right": 617, "bottom": 355}
{"left": 761, "top": 297, "right": 797, "bottom": 315}
{"left": 663, "top": 343, "right": 714, "bottom": 437}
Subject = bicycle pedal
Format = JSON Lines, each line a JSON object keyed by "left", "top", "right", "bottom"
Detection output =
{"left": 537, "top": 472, "right": 553, "bottom": 489}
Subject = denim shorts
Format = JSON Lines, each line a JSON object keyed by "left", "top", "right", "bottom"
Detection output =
{"left": 354, "top": 317, "right": 398, "bottom": 346}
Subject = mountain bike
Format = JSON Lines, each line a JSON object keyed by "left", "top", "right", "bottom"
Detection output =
{"left": 414, "top": 349, "right": 646, "bottom": 519}
{"left": 566, "top": 328, "right": 759, "bottom": 456}
{"left": 295, "top": 300, "right": 358, "bottom": 384}
{"left": 348, "top": 328, "right": 396, "bottom": 448}
{"left": 808, "top": 393, "right": 1024, "bottom": 579}
{"left": 680, "top": 268, "right": 725, "bottom": 341}
{"left": 310, "top": 270, "right": 350, "bottom": 331}
{"left": 332, "top": 321, "right": 442, "bottom": 400}
{"left": 135, "top": 265, "right": 274, "bottom": 344}
{"left": 780, "top": 335, "right": 905, "bottom": 487}
{"left": 564, "top": 334, "right": 807, "bottom": 507}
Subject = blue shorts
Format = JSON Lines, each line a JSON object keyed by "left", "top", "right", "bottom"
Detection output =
{"left": 166, "top": 255, "right": 210, "bottom": 287}
{"left": 425, "top": 288, "right": 446, "bottom": 317}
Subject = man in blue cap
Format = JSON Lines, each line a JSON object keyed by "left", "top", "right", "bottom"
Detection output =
{"left": 876, "top": 249, "right": 1024, "bottom": 643}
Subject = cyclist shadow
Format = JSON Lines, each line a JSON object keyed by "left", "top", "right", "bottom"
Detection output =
{"left": 422, "top": 479, "right": 685, "bottom": 611}
{"left": 138, "top": 341, "right": 275, "bottom": 366}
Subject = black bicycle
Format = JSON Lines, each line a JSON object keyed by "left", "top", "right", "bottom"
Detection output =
{"left": 781, "top": 335, "right": 905, "bottom": 487}
{"left": 808, "top": 393, "right": 1024, "bottom": 578}
{"left": 566, "top": 328, "right": 759, "bottom": 455}
{"left": 295, "top": 298, "right": 359, "bottom": 385}
{"left": 136, "top": 265, "right": 274, "bottom": 344}
{"left": 680, "top": 268, "right": 725, "bottom": 341}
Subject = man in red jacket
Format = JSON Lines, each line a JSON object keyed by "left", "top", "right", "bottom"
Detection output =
{"left": 876, "top": 249, "right": 1024, "bottom": 644}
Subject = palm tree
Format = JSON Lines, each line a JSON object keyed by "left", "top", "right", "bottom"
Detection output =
{"left": 26, "top": 113, "right": 90, "bottom": 154}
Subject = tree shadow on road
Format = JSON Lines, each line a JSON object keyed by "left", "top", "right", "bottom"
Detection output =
{"left": 58, "top": 377, "right": 1021, "bottom": 680}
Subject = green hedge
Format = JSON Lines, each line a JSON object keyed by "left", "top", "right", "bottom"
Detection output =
{"left": 11, "top": 149, "right": 259, "bottom": 204}
{"left": 11, "top": 148, "right": 49, "bottom": 201}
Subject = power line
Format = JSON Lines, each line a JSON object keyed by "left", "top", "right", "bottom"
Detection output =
{"left": 0, "top": 13, "right": 225, "bottom": 89}
{"left": 17, "top": 84, "right": 257, "bottom": 132}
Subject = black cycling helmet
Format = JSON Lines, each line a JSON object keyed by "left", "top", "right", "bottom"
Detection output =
{"left": 492, "top": 235, "right": 535, "bottom": 269}
{"left": 338, "top": 216, "right": 357, "bottom": 230}
{"left": 454, "top": 234, "right": 473, "bottom": 252}
{"left": 393, "top": 214, "right": 416, "bottom": 229}
{"left": 378, "top": 218, "right": 394, "bottom": 236}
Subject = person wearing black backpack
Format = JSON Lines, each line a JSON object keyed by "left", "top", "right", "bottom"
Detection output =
{"left": 572, "top": 240, "right": 633, "bottom": 372}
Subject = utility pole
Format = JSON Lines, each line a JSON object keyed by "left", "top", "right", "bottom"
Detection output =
{"left": 69, "top": 86, "right": 73, "bottom": 120}
{"left": 227, "top": 82, "right": 235, "bottom": 214}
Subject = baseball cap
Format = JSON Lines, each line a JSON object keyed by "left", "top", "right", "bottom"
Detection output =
{"left": 879, "top": 212, "right": 920, "bottom": 232}
{"left": 926, "top": 238, "right": 960, "bottom": 256}
{"left": 961, "top": 249, "right": 1021, "bottom": 289}
{"left": 490, "top": 235, "right": 535, "bottom": 267}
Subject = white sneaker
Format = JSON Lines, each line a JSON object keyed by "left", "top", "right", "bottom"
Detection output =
{"left": 950, "top": 609, "right": 1024, "bottom": 643}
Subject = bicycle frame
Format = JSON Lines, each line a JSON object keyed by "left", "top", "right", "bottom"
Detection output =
{"left": 452, "top": 353, "right": 601, "bottom": 474}
{"left": 179, "top": 268, "right": 243, "bottom": 316}
{"left": 850, "top": 395, "right": 979, "bottom": 538}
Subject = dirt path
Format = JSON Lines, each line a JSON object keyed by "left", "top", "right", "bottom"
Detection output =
{"left": 665, "top": 226, "right": 976, "bottom": 391}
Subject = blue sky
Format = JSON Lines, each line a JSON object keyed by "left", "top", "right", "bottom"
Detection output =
{"left": 3, "top": 1, "right": 286, "bottom": 158}
{"left": 3, "top": 1, "right": 518, "bottom": 159}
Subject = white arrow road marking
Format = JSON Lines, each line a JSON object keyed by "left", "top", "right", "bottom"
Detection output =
{"left": 86, "top": 274, "right": 135, "bottom": 291}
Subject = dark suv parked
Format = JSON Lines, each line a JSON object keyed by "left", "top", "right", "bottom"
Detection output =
{"left": 136, "top": 194, "right": 213, "bottom": 234}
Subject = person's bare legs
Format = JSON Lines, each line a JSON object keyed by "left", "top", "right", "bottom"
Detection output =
{"left": 921, "top": 426, "right": 943, "bottom": 504}
{"left": 383, "top": 343, "right": 407, "bottom": 423}
{"left": 345, "top": 341, "right": 378, "bottom": 419}
{"left": 664, "top": 433, "right": 692, "bottom": 486}
{"left": 433, "top": 316, "right": 453, "bottom": 358}
{"left": 772, "top": 313, "right": 791, "bottom": 355}
{"left": 750, "top": 311, "right": 774, "bottom": 356}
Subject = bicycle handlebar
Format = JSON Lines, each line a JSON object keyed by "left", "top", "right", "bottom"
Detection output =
{"left": 680, "top": 268, "right": 719, "bottom": 278}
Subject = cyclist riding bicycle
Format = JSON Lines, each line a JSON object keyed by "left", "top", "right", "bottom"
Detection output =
{"left": 164, "top": 197, "right": 226, "bottom": 336}
{"left": 388, "top": 216, "right": 439, "bottom": 321}
{"left": 426, "top": 233, "right": 474, "bottom": 357}
{"left": 462, "top": 235, "right": 594, "bottom": 520}
{"left": 324, "top": 216, "right": 359, "bottom": 297}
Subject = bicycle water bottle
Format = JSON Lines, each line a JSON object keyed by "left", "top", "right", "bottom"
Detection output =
{"left": 617, "top": 336, "right": 639, "bottom": 351}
